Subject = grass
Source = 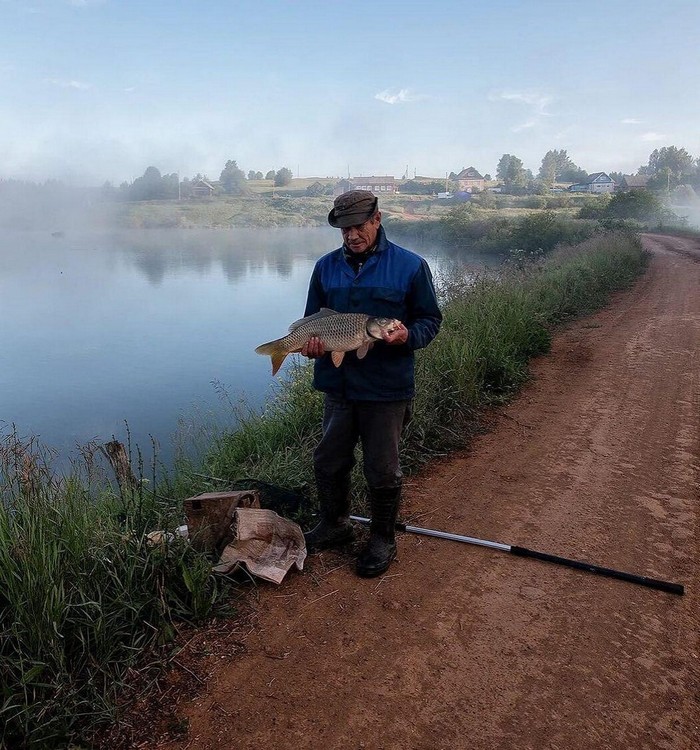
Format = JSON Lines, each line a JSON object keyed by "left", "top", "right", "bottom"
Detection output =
{"left": 0, "top": 432, "right": 231, "bottom": 748}
{"left": 0, "top": 228, "right": 648, "bottom": 747}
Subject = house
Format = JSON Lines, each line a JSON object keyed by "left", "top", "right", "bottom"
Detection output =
{"left": 620, "top": 174, "right": 650, "bottom": 191}
{"left": 333, "top": 179, "right": 352, "bottom": 197}
{"left": 454, "top": 167, "right": 485, "bottom": 193}
{"left": 349, "top": 176, "right": 397, "bottom": 194}
{"left": 191, "top": 179, "right": 216, "bottom": 198}
{"left": 568, "top": 172, "right": 615, "bottom": 194}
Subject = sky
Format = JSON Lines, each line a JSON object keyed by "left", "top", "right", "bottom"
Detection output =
{"left": 1, "top": 0, "right": 699, "bottom": 186}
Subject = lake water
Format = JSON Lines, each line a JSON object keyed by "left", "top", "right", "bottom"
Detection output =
{"left": 0, "top": 227, "right": 488, "bottom": 470}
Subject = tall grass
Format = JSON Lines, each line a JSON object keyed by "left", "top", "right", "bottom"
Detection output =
{"left": 0, "top": 433, "right": 227, "bottom": 748}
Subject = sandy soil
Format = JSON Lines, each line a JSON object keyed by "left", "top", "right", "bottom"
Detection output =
{"left": 125, "top": 233, "right": 699, "bottom": 750}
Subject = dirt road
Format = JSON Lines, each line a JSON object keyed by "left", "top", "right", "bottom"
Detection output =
{"left": 152, "top": 234, "right": 699, "bottom": 750}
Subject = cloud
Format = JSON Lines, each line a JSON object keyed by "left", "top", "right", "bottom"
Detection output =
{"left": 489, "top": 89, "right": 553, "bottom": 132}
{"left": 511, "top": 119, "right": 536, "bottom": 133}
{"left": 640, "top": 131, "right": 666, "bottom": 142}
{"left": 46, "top": 78, "right": 93, "bottom": 90}
{"left": 374, "top": 88, "right": 424, "bottom": 105}
{"left": 621, "top": 118, "right": 642, "bottom": 124}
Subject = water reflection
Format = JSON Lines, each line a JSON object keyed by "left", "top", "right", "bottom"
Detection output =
{"left": 107, "top": 227, "right": 339, "bottom": 285}
{"left": 0, "top": 227, "right": 492, "bottom": 469}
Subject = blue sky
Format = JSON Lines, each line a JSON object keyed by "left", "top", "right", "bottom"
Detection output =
{"left": 1, "top": 0, "right": 698, "bottom": 185}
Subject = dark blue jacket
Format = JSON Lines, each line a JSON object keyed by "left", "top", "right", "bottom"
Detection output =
{"left": 304, "top": 225, "right": 442, "bottom": 401}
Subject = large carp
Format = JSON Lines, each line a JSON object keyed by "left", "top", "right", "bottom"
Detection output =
{"left": 255, "top": 308, "right": 401, "bottom": 376}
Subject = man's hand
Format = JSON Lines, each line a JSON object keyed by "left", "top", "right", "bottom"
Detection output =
{"left": 302, "top": 336, "right": 326, "bottom": 359}
{"left": 382, "top": 322, "right": 409, "bottom": 346}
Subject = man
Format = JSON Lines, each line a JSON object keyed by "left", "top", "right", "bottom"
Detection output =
{"left": 302, "top": 190, "right": 442, "bottom": 577}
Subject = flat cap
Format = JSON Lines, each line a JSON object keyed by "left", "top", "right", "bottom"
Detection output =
{"left": 328, "top": 190, "right": 379, "bottom": 228}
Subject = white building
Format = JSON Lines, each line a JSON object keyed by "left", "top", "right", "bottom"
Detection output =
{"left": 568, "top": 172, "right": 615, "bottom": 194}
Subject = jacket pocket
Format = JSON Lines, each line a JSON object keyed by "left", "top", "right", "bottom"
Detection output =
{"left": 370, "top": 287, "right": 406, "bottom": 318}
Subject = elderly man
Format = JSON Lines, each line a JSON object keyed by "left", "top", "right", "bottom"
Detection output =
{"left": 302, "top": 190, "right": 442, "bottom": 577}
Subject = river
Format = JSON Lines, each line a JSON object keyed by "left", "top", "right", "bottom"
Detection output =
{"left": 0, "top": 227, "right": 490, "bottom": 471}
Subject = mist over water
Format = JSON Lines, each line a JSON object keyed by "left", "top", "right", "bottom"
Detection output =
{"left": 0, "top": 227, "right": 470, "bottom": 471}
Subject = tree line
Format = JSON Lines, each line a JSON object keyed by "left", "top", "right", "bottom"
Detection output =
{"left": 493, "top": 146, "right": 700, "bottom": 195}
{"left": 97, "top": 160, "right": 296, "bottom": 202}
{"left": 3, "top": 145, "right": 700, "bottom": 205}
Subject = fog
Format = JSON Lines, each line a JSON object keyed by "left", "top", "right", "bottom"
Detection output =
{"left": 0, "top": 180, "right": 117, "bottom": 232}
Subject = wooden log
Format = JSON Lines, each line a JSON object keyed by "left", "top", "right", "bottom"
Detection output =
{"left": 99, "top": 440, "right": 139, "bottom": 491}
{"left": 184, "top": 490, "right": 261, "bottom": 555}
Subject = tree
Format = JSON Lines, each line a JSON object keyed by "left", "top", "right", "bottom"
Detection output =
{"left": 179, "top": 176, "right": 193, "bottom": 198}
{"left": 161, "top": 172, "right": 180, "bottom": 199}
{"left": 265, "top": 170, "right": 276, "bottom": 180}
{"left": 496, "top": 154, "right": 527, "bottom": 191}
{"left": 538, "top": 151, "right": 559, "bottom": 185}
{"left": 538, "top": 149, "right": 584, "bottom": 184}
{"left": 400, "top": 179, "right": 444, "bottom": 195}
{"left": 274, "top": 167, "right": 293, "bottom": 187}
{"left": 248, "top": 170, "right": 264, "bottom": 180}
{"left": 647, "top": 146, "right": 694, "bottom": 179}
{"left": 604, "top": 190, "right": 667, "bottom": 222}
{"left": 219, "top": 160, "right": 247, "bottom": 194}
{"left": 129, "top": 166, "right": 166, "bottom": 201}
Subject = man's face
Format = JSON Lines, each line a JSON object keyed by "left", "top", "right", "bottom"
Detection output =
{"left": 341, "top": 212, "right": 381, "bottom": 254}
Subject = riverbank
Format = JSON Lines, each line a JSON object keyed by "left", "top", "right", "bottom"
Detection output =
{"left": 0, "top": 229, "right": 650, "bottom": 747}
{"left": 105, "top": 191, "right": 601, "bottom": 231}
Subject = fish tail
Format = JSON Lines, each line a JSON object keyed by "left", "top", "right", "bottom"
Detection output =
{"left": 255, "top": 339, "right": 289, "bottom": 376}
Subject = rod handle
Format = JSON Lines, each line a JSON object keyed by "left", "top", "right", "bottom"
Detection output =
{"left": 510, "top": 546, "right": 684, "bottom": 596}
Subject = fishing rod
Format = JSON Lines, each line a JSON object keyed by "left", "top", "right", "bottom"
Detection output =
{"left": 349, "top": 516, "right": 685, "bottom": 596}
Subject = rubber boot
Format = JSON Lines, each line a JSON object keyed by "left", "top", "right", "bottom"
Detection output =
{"left": 303, "top": 474, "right": 354, "bottom": 552}
{"left": 356, "top": 485, "right": 401, "bottom": 578}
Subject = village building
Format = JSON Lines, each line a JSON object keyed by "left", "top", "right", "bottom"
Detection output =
{"left": 620, "top": 174, "right": 650, "bottom": 190}
{"left": 191, "top": 179, "right": 216, "bottom": 198}
{"left": 349, "top": 176, "right": 397, "bottom": 194}
{"left": 568, "top": 172, "right": 615, "bottom": 194}
{"left": 454, "top": 167, "right": 485, "bottom": 193}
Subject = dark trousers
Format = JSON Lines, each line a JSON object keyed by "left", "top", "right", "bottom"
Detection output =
{"left": 313, "top": 395, "right": 411, "bottom": 489}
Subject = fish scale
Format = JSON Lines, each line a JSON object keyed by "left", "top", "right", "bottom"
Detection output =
{"left": 255, "top": 308, "right": 401, "bottom": 376}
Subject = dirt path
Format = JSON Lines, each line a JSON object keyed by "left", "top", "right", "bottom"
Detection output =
{"left": 151, "top": 234, "right": 699, "bottom": 750}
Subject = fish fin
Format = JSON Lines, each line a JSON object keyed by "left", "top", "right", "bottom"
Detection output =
{"left": 356, "top": 342, "right": 370, "bottom": 359}
{"left": 288, "top": 308, "right": 338, "bottom": 331}
{"left": 331, "top": 350, "right": 345, "bottom": 368}
{"left": 255, "top": 339, "right": 289, "bottom": 376}
{"left": 270, "top": 352, "right": 288, "bottom": 376}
